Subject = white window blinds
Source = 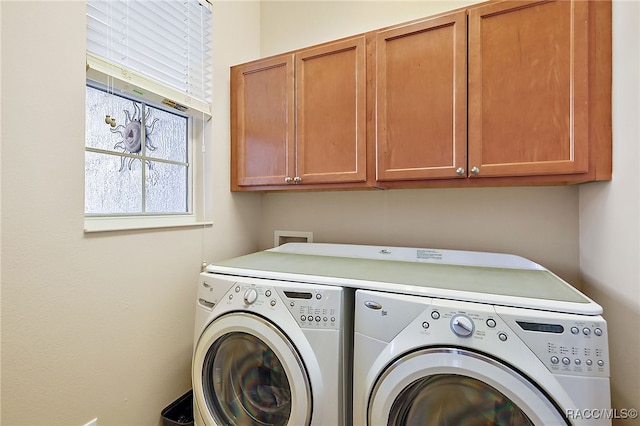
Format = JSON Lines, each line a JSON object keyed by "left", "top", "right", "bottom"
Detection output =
{"left": 86, "top": 0, "right": 212, "bottom": 115}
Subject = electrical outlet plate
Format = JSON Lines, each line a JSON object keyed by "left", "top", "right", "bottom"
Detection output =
{"left": 274, "top": 230, "right": 313, "bottom": 247}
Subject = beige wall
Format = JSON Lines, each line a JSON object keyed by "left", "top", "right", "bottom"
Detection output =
{"left": 259, "top": 187, "right": 581, "bottom": 283}
{"left": 258, "top": 0, "right": 640, "bottom": 424}
{"left": 579, "top": 1, "right": 640, "bottom": 422}
{"left": 1, "top": 1, "right": 261, "bottom": 425}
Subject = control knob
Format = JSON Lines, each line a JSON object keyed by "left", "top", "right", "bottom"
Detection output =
{"left": 244, "top": 288, "right": 259, "bottom": 305}
{"left": 451, "top": 314, "right": 475, "bottom": 337}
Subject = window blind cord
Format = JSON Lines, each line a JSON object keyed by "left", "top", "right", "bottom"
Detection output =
{"left": 199, "top": 1, "right": 208, "bottom": 270}
{"left": 200, "top": 111, "right": 207, "bottom": 271}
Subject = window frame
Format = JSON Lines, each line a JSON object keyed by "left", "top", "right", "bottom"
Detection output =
{"left": 84, "top": 0, "right": 213, "bottom": 233}
{"left": 84, "top": 69, "right": 212, "bottom": 233}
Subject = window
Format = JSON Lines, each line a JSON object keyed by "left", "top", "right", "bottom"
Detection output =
{"left": 85, "top": 0, "right": 212, "bottom": 232}
{"left": 85, "top": 84, "right": 190, "bottom": 215}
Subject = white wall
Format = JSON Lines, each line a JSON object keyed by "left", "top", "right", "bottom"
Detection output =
{"left": 258, "top": 0, "right": 640, "bottom": 423}
{"left": 0, "top": 1, "right": 261, "bottom": 425}
{"left": 579, "top": 1, "right": 640, "bottom": 422}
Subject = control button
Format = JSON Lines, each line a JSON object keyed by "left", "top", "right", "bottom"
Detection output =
{"left": 228, "top": 294, "right": 233, "bottom": 300}
{"left": 583, "top": 327, "right": 591, "bottom": 336}
{"left": 316, "top": 294, "right": 322, "bottom": 300}
{"left": 594, "top": 328, "right": 603, "bottom": 336}
{"left": 550, "top": 356, "right": 559, "bottom": 365}
{"left": 431, "top": 311, "right": 440, "bottom": 320}
{"left": 498, "top": 332, "right": 508, "bottom": 342}
{"left": 265, "top": 290, "right": 272, "bottom": 297}
{"left": 270, "top": 300, "right": 276, "bottom": 307}
{"left": 486, "top": 318, "right": 497, "bottom": 328}
{"left": 422, "top": 321, "right": 430, "bottom": 329}
{"left": 586, "top": 359, "right": 593, "bottom": 366}
{"left": 315, "top": 316, "right": 321, "bottom": 322}
{"left": 323, "top": 317, "right": 328, "bottom": 322}
{"left": 575, "top": 359, "right": 582, "bottom": 366}
{"left": 571, "top": 327, "right": 580, "bottom": 335}
{"left": 331, "top": 317, "right": 336, "bottom": 323}
{"left": 598, "top": 360, "right": 605, "bottom": 367}
{"left": 235, "top": 286, "right": 240, "bottom": 293}
{"left": 562, "top": 357, "right": 571, "bottom": 365}
{"left": 290, "top": 302, "right": 295, "bottom": 307}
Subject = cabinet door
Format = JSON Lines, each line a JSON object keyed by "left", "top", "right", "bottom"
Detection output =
{"left": 468, "top": 0, "right": 589, "bottom": 178}
{"left": 376, "top": 11, "right": 467, "bottom": 182}
{"left": 231, "top": 55, "right": 295, "bottom": 189}
{"left": 295, "top": 37, "right": 367, "bottom": 184}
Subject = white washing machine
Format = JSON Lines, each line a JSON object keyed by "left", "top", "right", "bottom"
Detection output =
{"left": 192, "top": 272, "right": 352, "bottom": 426}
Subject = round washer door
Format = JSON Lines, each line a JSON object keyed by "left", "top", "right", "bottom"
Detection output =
{"left": 369, "top": 347, "right": 568, "bottom": 426}
{"left": 193, "top": 312, "right": 311, "bottom": 426}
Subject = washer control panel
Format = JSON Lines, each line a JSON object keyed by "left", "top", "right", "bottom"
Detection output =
{"left": 278, "top": 287, "right": 343, "bottom": 330}
{"left": 198, "top": 273, "right": 343, "bottom": 331}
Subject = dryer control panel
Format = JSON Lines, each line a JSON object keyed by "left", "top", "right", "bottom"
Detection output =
{"left": 495, "top": 305, "right": 610, "bottom": 378}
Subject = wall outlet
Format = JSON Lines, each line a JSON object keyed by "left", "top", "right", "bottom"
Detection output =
{"left": 82, "top": 418, "right": 98, "bottom": 426}
{"left": 274, "top": 230, "right": 313, "bottom": 247}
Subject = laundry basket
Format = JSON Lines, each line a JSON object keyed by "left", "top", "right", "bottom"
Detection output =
{"left": 161, "top": 390, "right": 194, "bottom": 426}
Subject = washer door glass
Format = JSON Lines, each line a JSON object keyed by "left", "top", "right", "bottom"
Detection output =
{"left": 203, "top": 332, "right": 292, "bottom": 425}
{"left": 388, "top": 374, "right": 533, "bottom": 426}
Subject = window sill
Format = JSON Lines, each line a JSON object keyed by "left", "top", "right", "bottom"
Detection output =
{"left": 84, "top": 215, "right": 213, "bottom": 233}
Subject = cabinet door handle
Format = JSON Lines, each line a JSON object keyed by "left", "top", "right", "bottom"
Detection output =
{"left": 293, "top": 176, "right": 302, "bottom": 183}
{"left": 284, "top": 176, "right": 293, "bottom": 183}
{"left": 456, "top": 167, "right": 465, "bottom": 176}
{"left": 470, "top": 166, "right": 480, "bottom": 175}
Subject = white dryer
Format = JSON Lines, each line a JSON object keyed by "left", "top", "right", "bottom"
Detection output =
{"left": 354, "top": 290, "right": 611, "bottom": 425}
{"left": 192, "top": 273, "right": 352, "bottom": 426}
{"left": 350, "top": 245, "right": 611, "bottom": 426}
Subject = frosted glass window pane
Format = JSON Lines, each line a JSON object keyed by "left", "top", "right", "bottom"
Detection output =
{"left": 146, "top": 106, "right": 188, "bottom": 163}
{"left": 86, "top": 86, "right": 142, "bottom": 155}
{"left": 146, "top": 162, "right": 188, "bottom": 213}
{"left": 85, "top": 151, "right": 142, "bottom": 214}
{"left": 85, "top": 84, "right": 190, "bottom": 216}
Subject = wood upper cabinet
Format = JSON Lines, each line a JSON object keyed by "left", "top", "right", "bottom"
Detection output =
{"left": 467, "top": 0, "right": 591, "bottom": 179}
{"left": 231, "top": 36, "right": 367, "bottom": 190}
{"left": 376, "top": 11, "right": 467, "bottom": 182}
{"left": 376, "top": 0, "right": 610, "bottom": 186}
{"left": 231, "top": 0, "right": 610, "bottom": 191}
{"left": 231, "top": 55, "right": 294, "bottom": 189}
{"left": 296, "top": 38, "right": 367, "bottom": 185}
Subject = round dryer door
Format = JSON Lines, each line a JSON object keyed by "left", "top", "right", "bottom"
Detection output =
{"left": 193, "top": 312, "right": 311, "bottom": 426}
{"left": 369, "top": 348, "right": 568, "bottom": 426}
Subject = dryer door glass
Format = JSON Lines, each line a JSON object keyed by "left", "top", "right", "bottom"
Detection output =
{"left": 368, "top": 348, "right": 568, "bottom": 425}
{"left": 202, "top": 332, "right": 292, "bottom": 425}
{"left": 388, "top": 374, "right": 533, "bottom": 425}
